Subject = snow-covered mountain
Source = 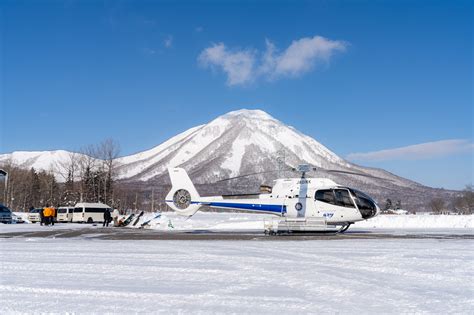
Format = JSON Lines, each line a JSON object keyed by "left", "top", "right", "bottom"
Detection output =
{"left": 0, "top": 109, "right": 454, "bottom": 210}
{"left": 116, "top": 109, "right": 350, "bottom": 181}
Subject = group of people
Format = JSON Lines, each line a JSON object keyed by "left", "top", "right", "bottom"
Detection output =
{"left": 40, "top": 206, "right": 56, "bottom": 226}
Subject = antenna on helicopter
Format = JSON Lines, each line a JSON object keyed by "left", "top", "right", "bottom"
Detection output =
{"left": 291, "top": 164, "right": 316, "bottom": 179}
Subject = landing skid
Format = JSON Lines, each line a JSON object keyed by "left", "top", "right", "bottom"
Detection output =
{"left": 337, "top": 223, "right": 352, "bottom": 233}
{"left": 264, "top": 218, "right": 352, "bottom": 235}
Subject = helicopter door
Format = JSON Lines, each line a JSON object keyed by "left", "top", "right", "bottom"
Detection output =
{"left": 284, "top": 198, "right": 303, "bottom": 218}
{"left": 283, "top": 182, "right": 311, "bottom": 218}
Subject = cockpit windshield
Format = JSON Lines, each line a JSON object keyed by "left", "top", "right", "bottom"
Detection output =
{"left": 349, "top": 188, "right": 377, "bottom": 219}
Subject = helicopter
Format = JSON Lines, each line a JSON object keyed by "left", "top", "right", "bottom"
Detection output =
{"left": 165, "top": 164, "right": 381, "bottom": 233}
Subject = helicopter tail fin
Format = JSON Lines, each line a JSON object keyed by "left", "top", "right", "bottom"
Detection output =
{"left": 165, "top": 167, "right": 201, "bottom": 216}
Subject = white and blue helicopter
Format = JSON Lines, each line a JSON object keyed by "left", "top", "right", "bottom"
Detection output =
{"left": 165, "top": 164, "right": 380, "bottom": 233}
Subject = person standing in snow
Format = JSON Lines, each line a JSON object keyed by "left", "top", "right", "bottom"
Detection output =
{"left": 112, "top": 209, "right": 120, "bottom": 227}
{"left": 39, "top": 207, "right": 45, "bottom": 226}
{"left": 50, "top": 206, "right": 56, "bottom": 226}
{"left": 103, "top": 208, "right": 111, "bottom": 227}
{"left": 43, "top": 206, "right": 52, "bottom": 226}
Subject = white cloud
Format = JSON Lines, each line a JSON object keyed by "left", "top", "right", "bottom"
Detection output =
{"left": 347, "top": 139, "right": 474, "bottom": 161}
{"left": 164, "top": 35, "right": 173, "bottom": 48}
{"left": 198, "top": 35, "right": 347, "bottom": 86}
{"left": 198, "top": 43, "right": 256, "bottom": 86}
{"left": 269, "top": 36, "right": 347, "bottom": 77}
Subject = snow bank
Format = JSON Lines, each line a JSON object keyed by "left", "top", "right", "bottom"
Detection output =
{"left": 130, "top": 212, "right": 272, "bottom": 231}
{"left": 2, "top": 212, "right": 472, "bottom": 232}
{"left": 354, "top": 214, "right": 473, "bottom": 229}
{"left": 134, "top": 212, "right": 474, "bottom": 231}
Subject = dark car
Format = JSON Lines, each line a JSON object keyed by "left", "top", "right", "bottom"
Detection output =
{"left": 0, "top": 204, "right": 13, "bottom": 224}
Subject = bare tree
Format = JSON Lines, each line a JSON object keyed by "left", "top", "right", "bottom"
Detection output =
{"left": 78, "top": 145, "right": 99, "bottom": 203}
{"left": 76, "top": 140, "right": 120, "bottom": 205}
{"left": 429, "top": 198, "right": 445, "bottom": 214}
{"left": 453, "top": 185, "right": 474, "bottom": 214}
{"left": 96, "top": 139, "right": 120, "bottom": 206}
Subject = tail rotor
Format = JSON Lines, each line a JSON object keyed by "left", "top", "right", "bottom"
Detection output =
{"left": 165, "top": 168, "right": 201, "bottom": 216}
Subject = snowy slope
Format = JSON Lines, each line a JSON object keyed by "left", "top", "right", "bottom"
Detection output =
{"left": 0, "top": 150, "right": 90, "bottom": 180}
{"left": 0, "top": 150, "right": 71, "bottom": 171}
{"left": 115, "top": 109, "right": 349, "bottom": 181}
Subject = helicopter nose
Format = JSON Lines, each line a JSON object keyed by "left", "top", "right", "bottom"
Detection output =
{"left": 375, "top": 204, "right": 381, "bottom": 217}
{"left": 358, "top": 201, "right": 380, "bottom": 219}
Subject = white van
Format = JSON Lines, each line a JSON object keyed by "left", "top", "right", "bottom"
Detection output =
{"left": 28, "top": 208, "right": 43, "bottom": 223}
{"left": 72, "top": 203, "right": 111, "bottom": 223}
{"left": 57, "top": 207, "right": 74, "bottom": 223}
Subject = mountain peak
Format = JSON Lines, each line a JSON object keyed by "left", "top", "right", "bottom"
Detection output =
{"left": 222, "top": 109, "right": 275, "bottom": 120}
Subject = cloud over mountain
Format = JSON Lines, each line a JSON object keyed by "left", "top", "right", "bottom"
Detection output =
{"left": 198, "top": 35, "right": 347, "bottom": 86}
{"left": 347, "top": 139, "right": 474, "bottom": 161}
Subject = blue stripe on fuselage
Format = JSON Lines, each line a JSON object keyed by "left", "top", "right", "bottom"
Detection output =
{"left": 206, "top": 202, "right": 284, "bottom": 213}
{"left": 165, "top": 200, "right": 285, "bottom": 214}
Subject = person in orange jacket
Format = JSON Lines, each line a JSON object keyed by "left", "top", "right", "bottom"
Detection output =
{"left": 50, "top": 207, "right": 56, "bottom": 226}
{"left": 43, "top": 207, "right": 51, "bottom": 226}
{"left": 43, "top": 206, "right": 55, "bottom": 226}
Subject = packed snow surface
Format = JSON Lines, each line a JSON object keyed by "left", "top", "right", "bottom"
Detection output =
{"left": 1, "top": 213, "right": 473, "bottom": 313}
{"left": 1, "top": 237, "right": 472, "bottom": 314}
{"left": 2, "top": 213, "right": 473, "bottom": 233}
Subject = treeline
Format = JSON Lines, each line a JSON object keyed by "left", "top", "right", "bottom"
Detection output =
{"left": 0, "top": 167, "right": 59, "bottom": 210}
{"left": 429, "top": 185, "right": 474, "bottom": 214}
{"left": 383, "top": 187, "right": 473, "bottom": 214}
{"left": 0, "top": 139, "right": 164, "bottom": 211}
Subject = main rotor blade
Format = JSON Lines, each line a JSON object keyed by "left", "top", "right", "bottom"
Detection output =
{"left": 324, "top": 169, "right": 394, "bottom": 182}
{"left": 214, "top": 170, "right": 280, "bottom": 183}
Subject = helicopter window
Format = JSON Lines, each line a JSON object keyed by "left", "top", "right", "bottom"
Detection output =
{"left": 315, "top": 190, "right": 336, "bottom": 205}
{"left": 334, "top": 189, "right": 356, "bottom": 208}
{"left": 350, "top": 189, "right": 376, "bottom": 211}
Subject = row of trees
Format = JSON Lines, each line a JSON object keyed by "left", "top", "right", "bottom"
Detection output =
{"left": 56, "top": 139, "right": 120, "bottom": 206}
{"left": 0, "top": 139, "right": 171, "bottom": 212}
{"left": 429, "top": 185, "right": 474, "bottom": 214}
{"left": 0, "top": 167, "right": 59, "bottom": 210}
{"left": 382, "top": 186, "right": 473, "bottom": 214}
{"left": 384, "top": 199, "right": 403, "bottom": 211}
{"left": 2, "top": 139, "right": 126, "bottom": 210}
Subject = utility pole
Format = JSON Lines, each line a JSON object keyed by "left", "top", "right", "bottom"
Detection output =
{"left": 151, "top": 188, "right": 155, "bottom": 212}
{"left": 134, "top": 192, "right": 138, "bottom": 211}
{"left": 0, "top": 169, "right": 7, "bottom": 206}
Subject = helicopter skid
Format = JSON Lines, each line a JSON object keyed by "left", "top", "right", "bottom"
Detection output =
{"left": 264, "top": 217, "right": 349, "bottom": 234}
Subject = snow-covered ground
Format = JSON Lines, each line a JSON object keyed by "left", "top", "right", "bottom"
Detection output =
{"left": 2, "top": 213, "right": 473, "bottom": 234}
{"left": 354, "top": 213, "right": 474, "bottom": 229}
{"left": 1, "top": 237, "right": 473, "bottom": 314}
{"left": 1, "top": 213, "right": 473, "bottom": 313}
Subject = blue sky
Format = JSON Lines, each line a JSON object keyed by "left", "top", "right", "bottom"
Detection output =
{"left": 1, "top": 0, "right": 472, "bottom": 189}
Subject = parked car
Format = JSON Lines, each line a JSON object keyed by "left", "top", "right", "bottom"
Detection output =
{"left": 28, "top": 208, "right": 43, "bottom": 223}
{"left": 12, "top": 213, "right": 25, "bottom": 224}
{"left": 0, "top": 204, "right": 13, "bottom": 224}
